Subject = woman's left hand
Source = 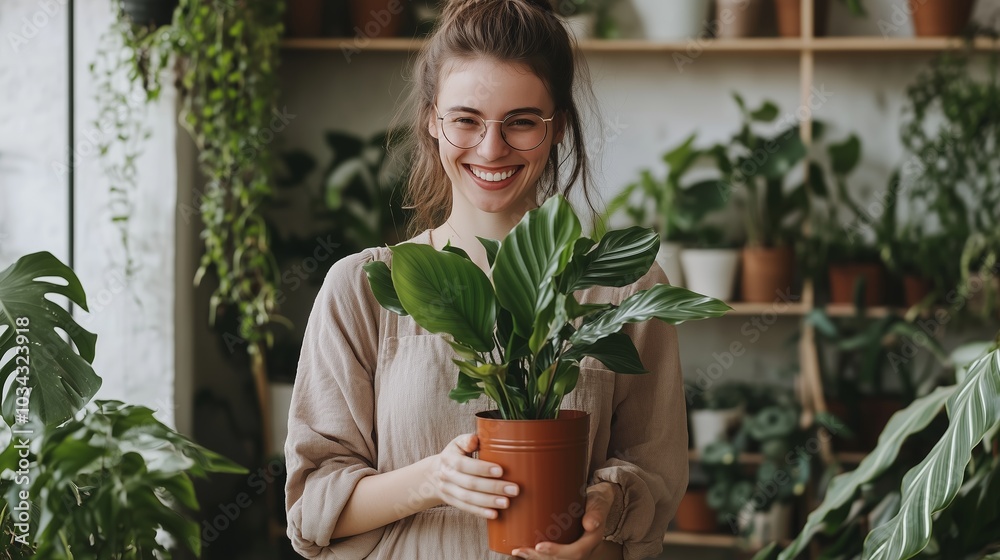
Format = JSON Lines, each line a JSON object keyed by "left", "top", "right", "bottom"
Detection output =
{"left": 512, "top": 482, "right": 617, "bottom": 560}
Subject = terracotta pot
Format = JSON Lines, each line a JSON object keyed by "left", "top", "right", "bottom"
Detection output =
{"left": 350, "top": 0, "right": 405, "bottom": 38}
{"left": 773, "top": 0, "right": 828, "bottom": 37}
{"left": 902, "top": 275, "right": 932, "bottom": 307}
{"left": 860, "top": 396, "right": 903, "bottom": 450}
{"left": 286, "top": 0, "right": 323, "bottom": 37}
{"left": 741, "top": 246, "right": 795, "bottom": 303}
{"left": 673, "top": 489, "right": 718, "bottom": 533}
{"left": 908, "top": 0, "right": 974, "bottom": 37}
{"left": 121, "top": 0, "right": 178, "bottom": 28}
{"left": 828, "top": 262, "right": 885, "bottom": 307}
{"left": 476, "top": 410, "right": 590, "bottom": 555}
{"left": 715, "top": 0, "right": 762, "bottom": 38}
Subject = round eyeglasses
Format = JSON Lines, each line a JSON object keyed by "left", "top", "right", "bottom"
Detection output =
{"left": 436, "top": 109, "right": 556, "bottom": 151}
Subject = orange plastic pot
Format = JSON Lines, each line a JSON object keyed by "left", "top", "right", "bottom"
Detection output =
{"left": 741, "top": 246, "right": 795, "bottom": 303}
{"left": 476, "top": 410, "right": 590, "bottom": 555}
{"left": 909, "top": 0, "right": 973, "bottom": 37}
{"left": 673, "top": 488, "right": 718, "bottom": 533}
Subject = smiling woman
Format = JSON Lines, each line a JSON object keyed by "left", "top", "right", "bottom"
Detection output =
{"left": 283, "top": 1, "right": 690, "bottom": 559}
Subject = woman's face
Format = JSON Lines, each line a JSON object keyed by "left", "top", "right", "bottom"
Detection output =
{"left": 429, "top": 58, "right": 563, "bottom": 219}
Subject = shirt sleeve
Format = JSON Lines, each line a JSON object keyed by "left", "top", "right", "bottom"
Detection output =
{"left": 589, "top": 262, "right": 689, "bottom": 560}
{"left": 284, "top": 249, "right": 385, "bottom": 559}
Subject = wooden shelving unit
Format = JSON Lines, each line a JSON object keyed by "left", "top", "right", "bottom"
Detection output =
{"left": 688, "top": 449, "right": 867, "bottom": 465}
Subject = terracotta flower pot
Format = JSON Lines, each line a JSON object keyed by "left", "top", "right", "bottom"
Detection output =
{"left": 773, "top": 0, "right": 828, "bottom": 37}
{"left": 673, "top": 488, "right": 718, "bottom": 533}
{"left": 286, "top": 0, "right": 324, "bottom": 38}
{"left": 476, "top": 410, "right": 590, "bottom": 555}
{"left": 715, "top": 0, "right": 762, "bottom": 38}
{"left": 902, "top": 275, "right": 932, "bottom": 308}
{"left": 741, "top": 246, "right": 795, "bottom": 303}
{"left": 909, "top": 0, "right": 974, "bottom": 37}
{"left": 828, "top": 262, "right": 885, "bottom": 307}
{"left": 350, "top": 0, "right": 405, "bottom": 39}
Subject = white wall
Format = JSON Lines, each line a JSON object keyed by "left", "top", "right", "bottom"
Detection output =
{"left": 0, "top": 0, "right": 187, "bottom": 433}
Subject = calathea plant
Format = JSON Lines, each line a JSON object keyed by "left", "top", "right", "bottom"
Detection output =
{"left": 363, "top": 195, "right": 730, "bottom": 420}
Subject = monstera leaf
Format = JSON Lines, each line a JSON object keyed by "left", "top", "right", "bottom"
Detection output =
{"left": 0, "top": 252, "right": 102, "bottom": 429}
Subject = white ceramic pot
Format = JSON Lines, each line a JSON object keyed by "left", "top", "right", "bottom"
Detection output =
{"left": 680, "top": 248, "right": 740, "bottom": 301}
{"left": 269, "top": 381, "right": 295, "bottom": 457}
{"left": 656, "top": 241, "right": 685, "bottom": 287}
{"left": 742, "top": 503, "right": 792, "bottom": 548}
{"left": 560, "top": 13, "right": 597, "bottom": 40}
{"left": 690, "top": 407, "right": 743, "bottom": 453}
{"left": 632, "top": 0, "right": 710, "bottom": 40}
{"left": 714, "top": 0, "right": 761, "bottom": 38}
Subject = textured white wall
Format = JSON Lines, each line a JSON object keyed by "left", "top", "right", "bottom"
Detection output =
{"left": 0, "top": 0, "right": 184, "bottom": 432}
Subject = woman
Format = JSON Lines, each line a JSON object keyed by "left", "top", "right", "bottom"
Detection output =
{"left": 284, "top": 1, "right": 688, "bottom": 558}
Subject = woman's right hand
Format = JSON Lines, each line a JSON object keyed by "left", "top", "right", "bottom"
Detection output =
{"left": 427, "top": 433, "right": 520, "bottom": 519}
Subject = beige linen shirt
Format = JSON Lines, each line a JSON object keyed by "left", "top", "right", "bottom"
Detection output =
{"left": 285, "top": 229, "right": 688, "bottom": 560}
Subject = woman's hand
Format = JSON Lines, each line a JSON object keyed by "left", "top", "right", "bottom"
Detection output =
{"left": 512, "top": 482, "right": 620, "bottom": 560}
{"left": 426, "top": 433, "right": 519, "bottom": 519}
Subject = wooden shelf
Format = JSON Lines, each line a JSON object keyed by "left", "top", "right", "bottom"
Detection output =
{"left": 663, "top": 531, "right": 740, "bottom": 547}
{"left": 688, "top": 449, "right": 868, "bottom": 465}
{"left": 282, "top": 36, "right": 1000, "bottom": 54}
{"left": 726, "top": 301, "right": 809, "bottom": 316}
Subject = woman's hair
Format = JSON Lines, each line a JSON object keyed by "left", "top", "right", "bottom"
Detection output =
{"left": 390, "top": 0, "right": 603, "bottom": 238}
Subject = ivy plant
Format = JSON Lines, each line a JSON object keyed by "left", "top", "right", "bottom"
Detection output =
{"left": 363, "top": 195, "right": 731, "bottom": 420}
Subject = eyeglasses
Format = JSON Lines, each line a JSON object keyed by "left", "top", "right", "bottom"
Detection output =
{"left": 435, "top": 108, "right": 556, "bottom": 151}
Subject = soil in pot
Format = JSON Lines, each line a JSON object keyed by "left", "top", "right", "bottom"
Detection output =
{"left": 773, "top": 0, "right": 828, "bottom": 37}
{"left": 350, "top": 0, "right": 405, "bottom": 38}
{"left": 909, "top": 0, "right": 974, "bottom": 37}
{"left": 741, "top": 246, "right": 795, "bottom": 303}
{"left": 673, "top": 488, "right": 719, "bottom": 533}
{"left": 828, "top": 262, "right": 885, "bottom": 307}
{"left": 476, "top": 410, "right": 590, "bottom": 555}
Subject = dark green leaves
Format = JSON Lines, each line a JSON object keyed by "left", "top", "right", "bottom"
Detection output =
{"left": 0, "top": 252, "right": 102, "bottom": 429}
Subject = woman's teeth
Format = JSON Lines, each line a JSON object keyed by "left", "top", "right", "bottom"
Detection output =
{"left": 471, "top": 167, "right": 517, "bottom": 182}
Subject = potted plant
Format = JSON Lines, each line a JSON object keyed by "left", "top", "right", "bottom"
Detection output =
{"left": 709, "top": 94, "right": 809, "bottom": 304}
{"left": 773, "top": 0, "right": 829, "bottom": 37}
{"left": 553, "top": 0, "right": 609, "bottom": 40}
{"left": 672, "top": 486, "right": 719, "bottom": 534}
{"left": 362, "top": 195, "right": 730, "bottom": 554}
{"left": 121, "top": 0, "right": 178, "bottom": 28}
{"left": 960, "top": 228, "right": 1000, "bottom": 319}
{"left": 715, "top": 0, "right": 762, "bottom": 39}
{"left": 680, "top": 226, "right": 742, "bottom": 302}
{"left": 703, "top": 440, "right": 754, "bottom": 532}
{"left": 632, "top": 0, "right": 710, "bottom": 40}
{"left": 598, "top": 133, "right": 730, "bottom": 289}
{"left": 687, "top": 381, "right": 746, "bottom": 453}
{"left": 908, "top": 0, "right": 975, "bottom": 37}
{"left": 0, "top": 251, "right": 246, "bottom": 558}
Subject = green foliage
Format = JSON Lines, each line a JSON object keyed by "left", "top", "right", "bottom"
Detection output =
{"left": 0, "top": 252, "right": 246, "bottom": 559}
{"left": 0, "top": 401, "right": 245, "bottom": 559}
{"left": 364, "top": 195, "right": 730, "bottom": 419}
{"left": 597, "top": 133, "right": 729, "bottom": 247}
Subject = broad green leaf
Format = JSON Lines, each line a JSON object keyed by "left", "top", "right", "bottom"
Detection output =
{"left": 864, "top": 350, "right": 1000, "bottom": 560}
{"left": 564, "top": 293, "right": 609, "bottom": 320}
{"left": 563, "top": 331, "right": 646, "bottom": 374}
{"left": 476, "top": 236, "right": 501, "bottom": 268}
{"left": 494, "top": 196, "right": 580, "bottom": 337}
{"left": 663, "top": 133, "right": 699, "bottom": 175}
{"left": 449, "top": 371, "right": 485, "bottom": 403}
{"left": 441, "top": 241, "right": 471, "bottom": 260}
{"left": 0, "top": 251, "right": 102, "bottom": 429}
{"left": 678, "top": 179, "right": 730, "bottom": 220}
{"left": 751, "top": 101, "right": 780, "bottom": 122}
{"left": 570, "top": 285, "right": 730, "bottom": 347}
{"left": 389, "top": 243, "right": 496, "bottom": 352}
{"left": 830, "top": 134, "right": 861, "bottom": 176}
{"left": 568, "top": 227, "right": 658, "bottom": 291}
{"left": 362, "top": 260, "right": 407, "bottom": 316}
{"left": 777, "top": 385, "right": 956, "bottom": 560}
{"left": 758, "top": 131, "right": 806, "bottom": 180}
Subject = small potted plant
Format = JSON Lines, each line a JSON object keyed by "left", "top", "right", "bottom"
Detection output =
{"left": 598, "top": 133, "right": 730, "bottom": 289}
{"left": 709, "top": 94, "right": 809, "bottom": 304}
{"left": 687, "top": 381, "right": 746, "bottom": 453}
{"left": 553, "top": 0, "right": 608, "bottom": 40}
{"left": 363, "top": 195, "right": 730, "bottom": 554}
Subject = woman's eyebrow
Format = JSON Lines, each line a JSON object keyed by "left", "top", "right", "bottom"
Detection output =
{"left": 444, "top": 105, "right": 544, "bottom": 116}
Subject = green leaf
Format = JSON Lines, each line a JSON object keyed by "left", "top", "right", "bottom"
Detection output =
{"left": 449, "top": 371, "right": 485, "bottom": 403}
{"left": 476, "top": 236, "right": 501, "bottom": 268}
{"left": 570, "top": 285, "right": 730, "bottom": 347}
{"left": 829, "top": 134, "right": 862, "bottom": 176}
{"left": 662, "top": 133, "right": 699, "bottom": 175}
{"left": 563, "top": 331, "right": 646, "bottom": 374}
{"left": 389, "top": 243, "right": 496, "bottom": 352}
{"left": 751, "top": 101, "right": 780, "bottom": 122}
{"left": 678, "top": 179, "right": 730, "bottom": 221}
{"left": 0, "top": 252, "right": 102, "bottom": 428}
{"left": 493, "top": 196, "right": 581, "bottom": 337}
{"left": 568, "top": 227, "right": 658, "bottom": 291}
{"left": 758, "top": 131, "right": 806, "bottom": 180}
{"left": 778, "top": 385, "right": 956, "bottom": 559}
{"left": 864, "top": 350, "right": 1000, "bottom": 560}
{"left": 362, "top": 260, "right": 407, "bottom": 316}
